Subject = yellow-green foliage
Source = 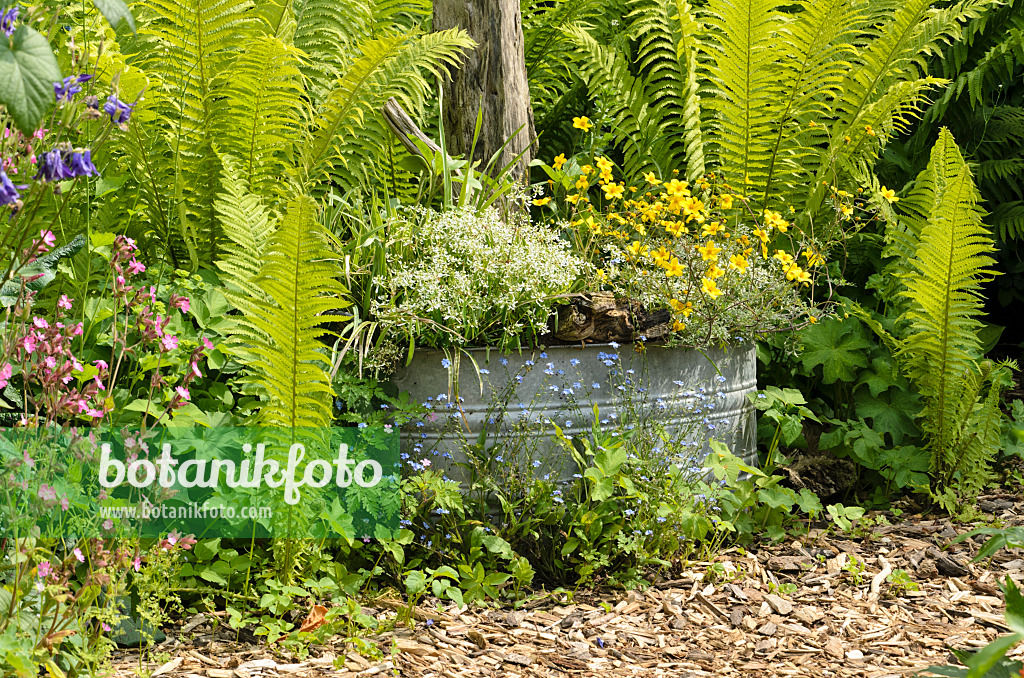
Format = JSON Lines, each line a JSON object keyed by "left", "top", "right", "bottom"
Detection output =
{"left": 857, "top": 128, "right": 1012, "bottom": 510}
{"left": 228, "top": 196, "right": 349, "bottom": 429}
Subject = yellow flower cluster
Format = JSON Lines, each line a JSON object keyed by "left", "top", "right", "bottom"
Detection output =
{"left": 540, "top": 147, "right": 829, "bottom": 334}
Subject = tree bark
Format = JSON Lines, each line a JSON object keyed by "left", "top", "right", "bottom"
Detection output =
{"left": 433, "top": 0, "right": 536, "bottom": 180}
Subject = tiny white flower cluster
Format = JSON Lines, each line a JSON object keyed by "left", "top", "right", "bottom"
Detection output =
{"left": 374, "top": 205, "right": 588, "bottom": 350}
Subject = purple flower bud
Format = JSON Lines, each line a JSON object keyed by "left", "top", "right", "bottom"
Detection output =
{"left": 54, "top": 76, "right": 83, "bottom": 102}
{"left": 34, "top": 149, "right": 73, "bottom": 182}
{"left": 0, "top": 168, "right": 24, "bottom": 206}
{"left": 1, "top": 6, "right": 19, "bottom": 37}
{"left": 103, "top": 94, "right": 133, "bottom": 125}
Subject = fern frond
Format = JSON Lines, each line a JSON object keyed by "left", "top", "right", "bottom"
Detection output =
{"left": 300, "top": 28, "right": 474, "bottom": 186}
{"left": 212, "top": 36, "right": 305, "bottom": 196}
{"left": 231, "top": 195, "right": 349, "bottom": 428}
{"left": 895, "top": 128, "right": 1000, "bottom": 496}
{"left": 214, "top": 155, "right": 278, "bottom": 296}
{"left": 699, "top": 0, "right": 785, "bottom": 199}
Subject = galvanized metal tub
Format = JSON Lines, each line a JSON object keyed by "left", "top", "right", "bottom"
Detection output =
{"left": 392, "top": 343, "right": 757, "bottom": 482}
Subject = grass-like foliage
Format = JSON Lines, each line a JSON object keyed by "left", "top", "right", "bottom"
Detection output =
{"left": 855, "top": 128, "right": 1014, "bottom": 510}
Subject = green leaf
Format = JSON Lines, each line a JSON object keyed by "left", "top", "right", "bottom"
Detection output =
{"left": 92, "top": 0, "right": 136, "bottom": 33}
{"left": 0, "top": 26, "right": 62, "bottom": 135}
{"left": 800, "top": 319, "right": 871, "bottom": 384}
{"left": 854, "top": 389, "right": 921, "bottom": 445}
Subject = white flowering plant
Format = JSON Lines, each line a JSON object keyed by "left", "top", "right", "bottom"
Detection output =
{"left": 371, "top": 204, "right": 589, "bottom": 352}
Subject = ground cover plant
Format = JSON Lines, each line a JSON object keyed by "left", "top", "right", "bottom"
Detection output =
{"left": 2, "top": 0, "right": 1024, "bottom": 676}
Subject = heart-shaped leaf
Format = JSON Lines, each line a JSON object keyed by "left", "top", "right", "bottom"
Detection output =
{"left": 0, "top": 26, "right": 61, "bottom": 135}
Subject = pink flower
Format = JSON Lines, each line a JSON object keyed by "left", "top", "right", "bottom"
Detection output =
{"left": 37, "top": 484, "right": 57, "bottom": 502}
{"left": 190, "top": 362, "right": 202, "bottom": 378}
{"left": 202, "top": 337, "right": 214, "bottom": 350}
{"left": 33, "top": 128, "right": 47, "bottom": 140}
{"left": 73, "top": 548, "right": 85, "bottom": 563}
{"left": 173, "top": 296, "right": 190, "bottom": 313}
{"left": 60, "top": 496, "right": 69, "bottom": 511}
{"left": 116, "top": 275, "right": 126, "bottom": 287}
{"left": 39, "top": 230, "right": 56, "bottom": 249}
{"left": 0, "top": 363, "right": 12, "bottom": 388}
{"left": 37, "top": 562, "right": 52, "bottom": 578}
{"left": 33, "top": 317, "right": 49, "bottom": 329}
{"left": 71, "top": 323, "right": 83, "bottom": 336}
{"left": 161, "top": 334, "right": 179, "bottom": 352}
{"left": 175, "top": 386, "right": 190, "bottom": 401}
{"left": 127, "top": 259, "right": 145, "bottom": 275}
{"left": 420, "top": 459, "right": 431, "bottom": 468}
{"left": 94, "top": 360, "right": 108, "bottom": 370}
{"left": 102, "top": 519, "right": 113, "bottom": 531}
{"left": 102, "top": 623, "right": 111, "bottom": 632}
{"left": 22, "top": 451, "right": 34, "bottom": 468}
{"left": 21, "top": 335, "right": 38, "bottom": 353}
{"left": 58, "top": 295, "right": 73, "bottom": 310}
{"left": 88, "top": 408, "right": 105, "bottom": 419}
{"left": 132, "top": 557, "right": 141, "bottom": 572}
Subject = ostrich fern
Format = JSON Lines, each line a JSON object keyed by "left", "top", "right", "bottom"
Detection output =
{"left": 856, "top": 129, "right": 1012, "bottom": 510}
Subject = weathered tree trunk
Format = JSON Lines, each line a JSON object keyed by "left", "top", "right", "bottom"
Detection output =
{"left": 550, "top": 292, "right": 673, "bottom": 343}
{"left": 433, "top": 0, "right": 536, "bottom": 180}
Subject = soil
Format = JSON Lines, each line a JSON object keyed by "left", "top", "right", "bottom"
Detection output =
{"left": 111, "top": 489, "right": 1024, "bottom": 678}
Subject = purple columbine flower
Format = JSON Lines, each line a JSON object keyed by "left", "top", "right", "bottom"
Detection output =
{"left": 1, "top": 168, "right": 24, "bottom": 206}
{"left": 34, "top": 147, "right": 100, "bottom": 182}
{"left": 67, "top": 149, "right": 99, "bottom": 177}
{"left": 103, "top": 94, "right": 133, "bottom": 126}
{"left": 1, "top": 6, "right": 18, "bottom": 37}
{"left": 34, "top": 148, "right": 73, "bottom": 181}
{"left": 54, "top": 74, "right": 93, "bottom": 103}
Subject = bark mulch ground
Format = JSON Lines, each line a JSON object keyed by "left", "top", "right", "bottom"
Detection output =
{"left": 113, "top": 492, "right": 1024, "bottom": 678}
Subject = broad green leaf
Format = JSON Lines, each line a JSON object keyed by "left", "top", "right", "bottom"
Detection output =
{"left": 800, "top": 319, "right": 871, "bottom": 384}
{"left": 0, "top": 26, "right": 62, "bottom": 135}
{"left": 92, "top": 0, "right": 136, "bottom": 32}
{"left": 854, "top": 389, "right": 921, "bottom": 445}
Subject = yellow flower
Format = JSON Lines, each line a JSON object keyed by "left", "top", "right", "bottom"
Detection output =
{"left": 596, "top": 268, "right": 606, "bottom": 281}
{"left": 572, "top": 116, "right": 593, "bottom": 132}
{"left": 701, "top": 277, "right": 723, "bottom": 299}
{"left": 763, "top": 209, "right": 789, "bottom": 233}
{"left": 566, "top": 193, "right": 582, "bottom": 205}
{"left": 738, "top": 234, "right": 750, "bottom": 247}
{"left": 706, "top": 263, "right": 725, "bottom": 279}
{"left": 665, "top": 221, "right": 688, "bottom": 238}
{"left": 803, "top": 249, "right": 826, "bottom": 267}
{"left": 595, "top": 156, "right": 614, "bottom": 172}
{"left": 580, "top": 164, "right": 593, "bottom": 175}
{"left": 752, "top": 227, "right": 770, "bottom": 244}
{"left": 697, "top": 241, "right": 721, "bottom": 262}
{"left": 575, "top": 177, "right": 590, "bottom": 192}
{"left": 672, "top": 320, "right": 686, "bottom": 332}
{"left": 719, "top": 194, "right": 733, "bottom": 209}
{"left": 844, "top": 135, "right": 851, "bottom": 144}
{"left": 532, "top": 197, "right": 552, "bottom": 206}
{"left": 663, "top": 257, "right": 685, "bottom": 277}
{"left": 809, "top": 315, "right": 818, "bottom": 324}
{"left": 671, "top": 299, "right": 694, "bottom": 318}
{"left": 880, "top": 186, "right": 899, "bottom": 203}
{"left": 702, "top": 221, "right": 722, "bottom": 237}
{"left": 865, "top": 125, "right": 875, "bottom": 136}
{"left": 728, "top": 254, "right": 748, "bottom": 273}
{"left": 599, "top": 170, "right": 613, "bottom": 184}
{"left": 603, "top": 183, "right": 625, "bottom": 200}
{"left": 552, "top": 153, "right": 567, "bottom": 170}
{"left": 773, "top": 249, "right": 795, "bottom": 266}
{"left": 644, "top": 172, "right": 661, "bottom": 186}
{"left": 840, "top": 204, "right": 853, "bottom": 218}
{"left": 650, "top": 246, "right": 672, "bottom": 266}
{"left": 626, "top": 240, "right": 649, "bottom": 259}
{"left": 663, "top": 179, "right": 690, "bottom": 197}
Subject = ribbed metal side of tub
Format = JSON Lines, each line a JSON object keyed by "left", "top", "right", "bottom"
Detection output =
{"left": 391, "top": 343, "right": 757, "bottom": 482}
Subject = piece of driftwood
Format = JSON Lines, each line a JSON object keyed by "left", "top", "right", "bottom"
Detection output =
{"left": 550, "top": 291, "right": 671, "bottom": 343}
{"left": 381, "top": 97, "right": 463, "bottom": 178}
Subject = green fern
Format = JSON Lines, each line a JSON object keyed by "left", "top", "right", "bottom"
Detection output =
{"left": 229, "top": 195, "right": 349, "bottom": 429}
{"left": 859, "top": 128, "right": 1012, "bottom": 508}
{"left": 211, "top": 36, "right": 305, "bottom": 195}
{"left": 213, "top": 155, "right": 278, "bottom": 296}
